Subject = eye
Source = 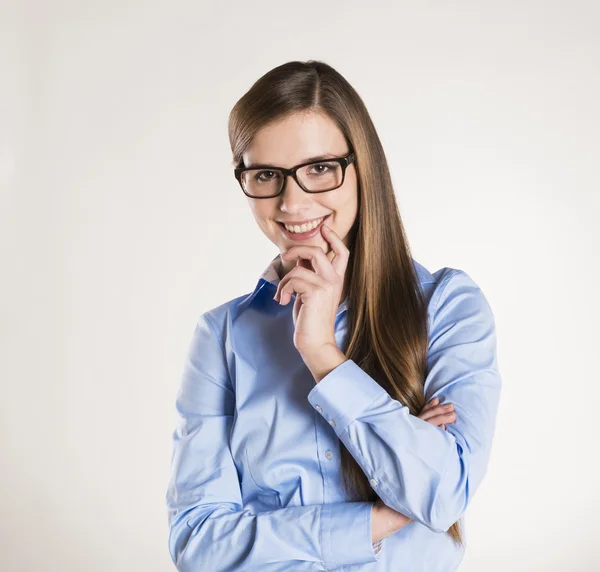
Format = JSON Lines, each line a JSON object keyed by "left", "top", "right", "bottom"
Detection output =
{"left": 307, "top": 163, "right": 334, "bottom": 175}
{"left": 255, "top": 170, "right": 278, "bottom": 182}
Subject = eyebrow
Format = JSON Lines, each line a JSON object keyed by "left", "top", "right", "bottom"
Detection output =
{"left": 245, "top": 152, "right": 342, "bottom": 170}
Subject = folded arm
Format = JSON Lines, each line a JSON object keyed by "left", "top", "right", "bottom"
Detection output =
{"left": 307, "top": 269, "right": 502, "bottom": 533}
{"left": 166, "top": 313, "right": 382, "bottom": 571}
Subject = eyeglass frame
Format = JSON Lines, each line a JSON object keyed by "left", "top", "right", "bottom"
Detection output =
{"left": 233, "top": 150, "right": 356, "bottom": 199}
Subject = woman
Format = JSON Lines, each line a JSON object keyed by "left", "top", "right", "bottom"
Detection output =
{"left": 166, "top": 60, "right": 501, "bottom": 571}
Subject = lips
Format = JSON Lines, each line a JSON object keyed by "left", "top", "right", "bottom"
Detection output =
{"left": 277, "top": 214, "right": 331, "bottom": 240}
{"left": 278, "top": 214, "right": 330, "bottom": 229}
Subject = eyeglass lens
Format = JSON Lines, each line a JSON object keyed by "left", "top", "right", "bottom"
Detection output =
{"left": 241, "top": 161, "right": 343, "bottom": 197}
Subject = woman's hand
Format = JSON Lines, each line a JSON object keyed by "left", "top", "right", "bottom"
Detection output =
{"left": 417, "top": 396, "right": 456, "bottom": 431}
{"left": 273, "top": 223, "right": 350, "bottom": 361}
{"left": 372, "top": 497, "right": 411, "bottom": 544}
{"left": 371, "top": 397, "right": 456, "bottom": 543}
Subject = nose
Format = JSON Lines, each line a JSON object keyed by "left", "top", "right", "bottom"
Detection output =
{"left": 278, "top": 173, "right": 312, "bottom": 213}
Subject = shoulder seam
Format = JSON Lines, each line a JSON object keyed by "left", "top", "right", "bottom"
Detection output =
{"left": 203, "top": 312, "right": 229, "bottom": 372}
{"left": 432, "top": 269, "right": 462, "bottom": 318}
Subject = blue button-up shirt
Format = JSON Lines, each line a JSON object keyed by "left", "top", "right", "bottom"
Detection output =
{"left": 166, "top": 253, "right": 501, "bottom": 571}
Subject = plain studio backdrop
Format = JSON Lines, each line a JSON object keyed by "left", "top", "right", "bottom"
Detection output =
{"left": 2, "top": 1, "right": 598, "bottom": 571}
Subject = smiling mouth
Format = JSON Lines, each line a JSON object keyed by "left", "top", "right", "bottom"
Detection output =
{"left": 277, "top": 214, "right": 331, "bottom": 234}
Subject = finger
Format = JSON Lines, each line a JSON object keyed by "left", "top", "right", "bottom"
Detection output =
{"left": 275, "top": 263, "right": 322, "bottom": 301}
{"left": 275, "top": 266, "right": 327, "bottom": 303}
{"left": 425, "top": 411, "right": 457, "bottom": 427}
{"left": 282, "top": 246, "right": 338, "bottom": 282}
{"left": 296, "top": 257, "right": 313, "bottom": 272}
{"left": 423, "top": 402, "right": 454, "bottom": 418}
{"left": 420, "top": 397, "right": 440, "bottom": 413}
{"left": 419, "top": 402, "right": 451, "bottom": 421}
{"left": 320, "top": 224, "right": 350, "bottom": 277}
{"left": 441, "top": 424, "right": 446, "bottom": 430}
{"left": 418, "top": 408, "right": 438, "bottom": 421}
{"left": 278, "top": 275, "right": 325, "bottom": 306}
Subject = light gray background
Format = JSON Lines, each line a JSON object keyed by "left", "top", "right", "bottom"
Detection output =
{"left": 2, "top": 1, "right": 598, "bottom": 571}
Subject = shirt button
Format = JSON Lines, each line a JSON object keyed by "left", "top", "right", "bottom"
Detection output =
{"left": 328, "top": 419, "right": 336, "bottom": 428}
{"left": 315, "top": 405, "right": 323, "bottom": 413}
{"left": 369, "top": 478, "right": 378, "bottom": 487}
{"left": 325, "top": 450, "right": 333, "bottom": 459}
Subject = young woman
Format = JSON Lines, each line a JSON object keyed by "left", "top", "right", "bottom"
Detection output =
{"left": 166, "top": 60, "right": 502, "bottom": 571}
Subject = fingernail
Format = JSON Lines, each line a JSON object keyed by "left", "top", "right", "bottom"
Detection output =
{"left": 322, "top": 224, "right": 329, "bottom": 231}
{"left": 432, "top": 397, "right": 439, "bottom": 403}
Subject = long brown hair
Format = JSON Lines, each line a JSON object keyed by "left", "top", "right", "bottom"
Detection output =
{"left": 228, "top": 60, "right": 462, "bottom": 546}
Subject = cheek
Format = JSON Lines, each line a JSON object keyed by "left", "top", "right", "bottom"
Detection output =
{"left": 332, "top": 189, "right": 358, "bottom": 222}
{"left": 248, "top": 202, "right": 270, "bottom": 223}
{"left": 249, "top": 205, "right": 280, "bottom": 237}
{"left": 345, "top": 183, "right": 359, "bottom": 218}
{"left": 342, "top": 184, "right": 358, "bottom": 206}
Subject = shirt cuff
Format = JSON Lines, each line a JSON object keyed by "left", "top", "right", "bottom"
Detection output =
{"left": 307, "top": 359, "right": 389, "bottom": 435}
{"left": 320, "top": 501, "right": 380, "bottom": 569}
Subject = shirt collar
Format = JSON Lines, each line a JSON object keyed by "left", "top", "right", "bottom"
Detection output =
{"left": 259, "top": 253, "right": 284, "bottom": 287}
{"left": 243, "top": 252, "right": 349, "bottom": 315}
{"left": 240, "top": 253, "right": 434, "bottom": 316}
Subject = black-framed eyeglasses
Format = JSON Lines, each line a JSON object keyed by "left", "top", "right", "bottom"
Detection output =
{"left": 234, "top": 150, "right": 356, "bottom": 199}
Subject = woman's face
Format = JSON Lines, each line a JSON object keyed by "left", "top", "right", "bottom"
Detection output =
{"left": 242, "top": 110, "right": 359, "bottom": 276}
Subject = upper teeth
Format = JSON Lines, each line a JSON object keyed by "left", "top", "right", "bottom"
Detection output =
{"left": 284, "top": 217, "right": 325, "bottom": 233}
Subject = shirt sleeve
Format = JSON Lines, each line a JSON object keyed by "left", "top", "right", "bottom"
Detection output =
{"left": 307, "top": 269, "right": 502, "bottom": 534}
{"left": 166, "top": 312, "right": 381, "bottom": 571}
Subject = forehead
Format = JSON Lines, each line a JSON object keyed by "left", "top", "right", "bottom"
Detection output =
{"left": 242, "top": 111, "right": 347, "bottom": 169}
